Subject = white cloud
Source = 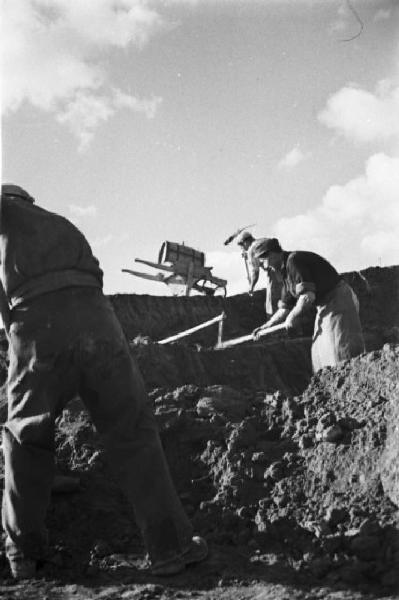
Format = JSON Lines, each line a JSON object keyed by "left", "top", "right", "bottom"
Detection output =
{"left": 69, "top": 204, "right": 98, "bottom": 217}
{"left": 57, "top": 89, "right": 162, "bottom": 151}
{"left": 113, "top": 89, "right": 162, "bottom": 119}
{"left": 91, "top": 234, "right": 115, "bottom": 249}
{"left": 374, "top": 8, "right": 391, "bottom": 22}
{"left": 58, "top": 94, "right": 114, "bottom": 152}
{"left": 2, "top": 0, "right": 365, "bottom": 120}
{"left": 298, "top": 44, "right": 399, "bottom": 274}
{"left": 271, "top": 153, "right": 399, "bottom": 272}
{"left": 318, "top": 80, "right": 399, "bottom": 143}
{"left": 2, "top": 0, "right": 167, "bottom": 145}
{"left": 278, "top": 146, "right": 310, "bottom": 169}
{"left": 328, "top": 2, "right": 350, "bottom": 35}
{"left": 206, "top": 250, "right": 249, "bottom": 296}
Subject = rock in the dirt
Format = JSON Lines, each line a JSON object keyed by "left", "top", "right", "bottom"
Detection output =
{"left": 172, "top": 384, "right": 201, "bottom": 405}
{"left": 264, "top": 461, "right": 285, "bottom": 482}
{"left": 316, "top": 424, "right": 343, "bottom": 443}
{"left": 227, "top": 420, "right": 258, "bottom": 450}
{"left": 298, "top": 434, "right": 313, "bottom": 449}
{"left": 251, "top": 451, "right": 269, "bottom": 465}
{"left": 325, "top": 506, "right": 349, "bottom": 527}
{"left": 316, "top": 412, "right": 337, "bottom": 431}
{"left": 303, "top": 520, "right": 331, "bottom": 538}
{"left": 337, "top": 416, "right": 361, "bottom": 431}
{"left": 196, "top": 385, "right": 247, "bottom": 421}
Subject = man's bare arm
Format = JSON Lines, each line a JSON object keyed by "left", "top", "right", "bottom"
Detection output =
{"left": 252, "top": 307, "right": 290, "bottom": 339}
{"left": 284, "top": 292, "right": 315, "bottom": 330}
{"left": 0, "top": 280, "right": 11, "bottom": 336}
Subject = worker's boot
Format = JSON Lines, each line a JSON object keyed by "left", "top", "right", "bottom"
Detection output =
{"left": 151, "top": 535, "right": 208, "bottom": 576}
{"left": 182, "top": 535, "right": 208, "bottom": 566}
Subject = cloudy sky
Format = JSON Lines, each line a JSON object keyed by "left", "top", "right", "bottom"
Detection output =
{"left": 2, "top": 0, "right": 399, "bottom": 296}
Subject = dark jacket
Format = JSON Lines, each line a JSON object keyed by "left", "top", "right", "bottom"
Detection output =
{"left": 0, "top": 196, "right": 103, "bottom": 308}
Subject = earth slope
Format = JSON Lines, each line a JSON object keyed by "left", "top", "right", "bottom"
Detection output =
{"left": 0, "top": 265, "right": 397, "bottom": 599}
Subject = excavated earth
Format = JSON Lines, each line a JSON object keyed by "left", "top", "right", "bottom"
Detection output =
{"left": 0, "top": 265, "right": 398, "bottom": 600}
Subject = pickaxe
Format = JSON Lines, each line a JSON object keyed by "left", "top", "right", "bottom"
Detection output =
{"left": 223, "top": 224, "right": 255, "bottom": 246}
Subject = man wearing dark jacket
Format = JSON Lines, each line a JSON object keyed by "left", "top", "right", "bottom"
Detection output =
{"left": 0, "top": 184, "right": 207, "bottom": 579}
{"left": 252, "top": 238, "right": 365, "bottom": 372}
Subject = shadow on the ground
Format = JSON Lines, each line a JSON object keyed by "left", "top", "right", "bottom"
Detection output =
{"left": 0, "top": 543, "right": 391, "bottom": 600}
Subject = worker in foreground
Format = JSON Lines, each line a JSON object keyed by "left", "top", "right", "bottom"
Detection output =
{"left": 252, "top": 238, "right": 365, "bottom": 372}
{"left": 0, "top": 184, "right": 207, "bottom": 579}
{"left": 236, "top": 231, "right": 283, "bottom": 317}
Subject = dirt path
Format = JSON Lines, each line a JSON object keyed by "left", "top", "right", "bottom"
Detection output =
{"left": 0, "top": 546, "right": 397, "bottom": 600}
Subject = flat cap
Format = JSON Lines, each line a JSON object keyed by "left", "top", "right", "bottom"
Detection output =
{"left": 252, "top": 237, "right": 282, "bottom": 259}
{"left": 1, "top": 184, "right": 35, "bottom": 203}
{"left": 236, "top": 230, "right": 254, "bottom": 245}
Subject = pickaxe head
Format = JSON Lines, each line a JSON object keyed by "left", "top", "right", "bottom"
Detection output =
{"left": 224, "top": 224, "right": 256, "bottom": 246}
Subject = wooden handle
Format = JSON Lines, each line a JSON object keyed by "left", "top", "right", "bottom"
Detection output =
{"left": 216, "top": 322, "right": 286, "bottom": 349}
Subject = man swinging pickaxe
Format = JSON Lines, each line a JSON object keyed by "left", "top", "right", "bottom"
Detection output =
{"left": 224, "top": 225, "right": 255, "bottom": 289}
{"left": 224, "top": 225, "right": 283, "bottom": 318}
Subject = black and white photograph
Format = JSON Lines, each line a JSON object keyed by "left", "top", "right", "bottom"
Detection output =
{"left": 1, "top": 1, "right": 399, "bottom": 598}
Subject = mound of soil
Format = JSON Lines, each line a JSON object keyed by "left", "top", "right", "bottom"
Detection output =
{"left": 0, "top": 347, "right": 397, "bottom": 597}
{"left": 0, "top": 265, "right": 397, "bottom": 599}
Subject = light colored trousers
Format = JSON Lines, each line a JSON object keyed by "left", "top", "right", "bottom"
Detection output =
{"left": 311, "top": 279, "right": 365, "bottom": 373}
{"left": 2, "top": 287, "right": 192, "bottom": 563}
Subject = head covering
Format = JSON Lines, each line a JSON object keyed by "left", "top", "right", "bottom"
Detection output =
{"left": 1, "top": 183, "right": 35, "bottom": 203}
{"left": 236, "top": 230, "right": 254, "bottom": 246}
{"left": 252, "top": 237, "right": 282, "bottom": 259}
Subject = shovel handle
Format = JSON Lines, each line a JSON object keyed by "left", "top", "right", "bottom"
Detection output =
{"left": 216, "top": 322, "right": 286, "bottom": 349}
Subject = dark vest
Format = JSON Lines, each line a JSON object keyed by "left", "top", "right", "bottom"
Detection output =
{"left": 0, "top": 197, "right": 103, "bottom": 307}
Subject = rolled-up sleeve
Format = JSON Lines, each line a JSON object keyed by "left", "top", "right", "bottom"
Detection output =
{"left": 295, "top": 281, "right": 316, "bottom": 295}
{"left": 278, "top": 283, "right": 296, "bottom": 309}
{"left": 286, "top": 254, "right": 316, "bottom": 298}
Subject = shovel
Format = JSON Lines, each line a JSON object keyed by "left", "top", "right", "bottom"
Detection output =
{"left": 215, "top": 322, "right": 287, "bottom": 349}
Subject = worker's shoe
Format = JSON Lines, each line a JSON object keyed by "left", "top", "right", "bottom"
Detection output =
{"left": 181, "top": 535, "right": 208, "bottom": 566}
{"left": 151, "top": 554, "right": 185, "bottom": 576}
{"left": 8, "top": 557, "right": 37, "bottom": 580}
{"left": 151, "top": 536, "right": 208, "bottom": 576}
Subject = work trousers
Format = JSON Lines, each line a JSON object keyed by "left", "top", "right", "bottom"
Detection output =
{"left": 2, "top": 287, "right": 192, "bottom": 563}
{"left": 311, "top": 280, "right": 365, "bottom": 373}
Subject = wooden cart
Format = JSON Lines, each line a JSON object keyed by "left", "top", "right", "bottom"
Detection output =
{"left": 122, "top": 241, "right": 227, "bottom": 297}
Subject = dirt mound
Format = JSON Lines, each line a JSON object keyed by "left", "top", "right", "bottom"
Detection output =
{"left": 0, "top": 347, "right": 396, "bottom": 594}
{"left": 0, "top": 267, "right": 398, "bottom": 598}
